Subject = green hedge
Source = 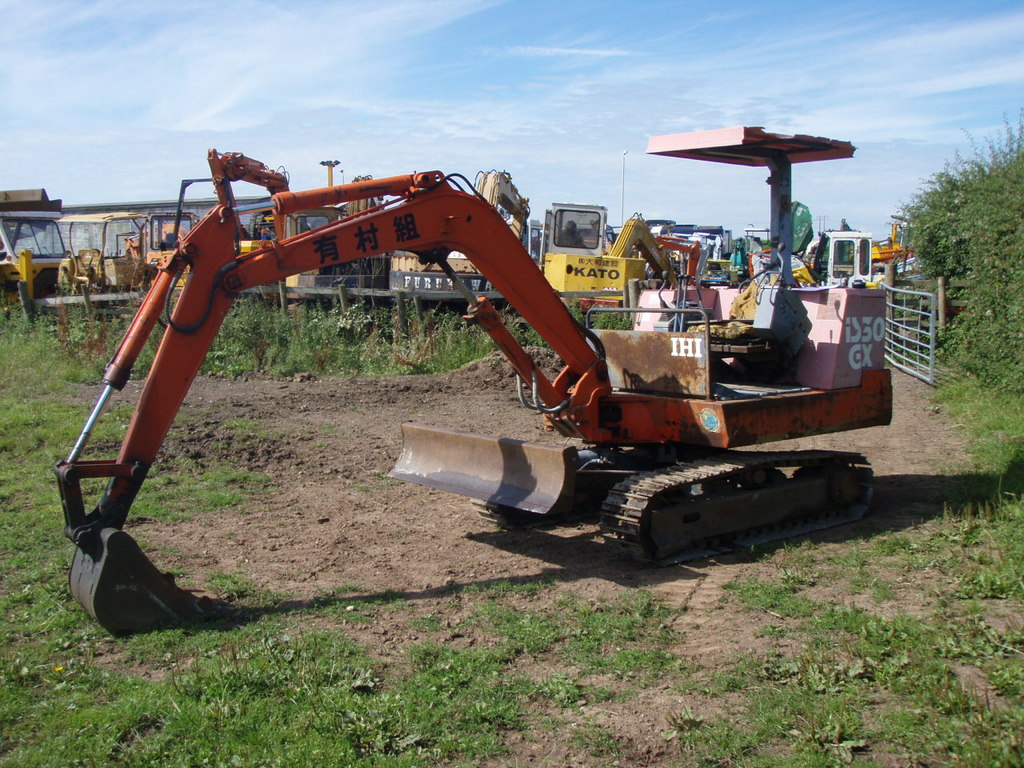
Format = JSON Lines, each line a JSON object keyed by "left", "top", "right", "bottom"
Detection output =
{"left": 902, "top": 116, "right": 1024, "bottom": 392}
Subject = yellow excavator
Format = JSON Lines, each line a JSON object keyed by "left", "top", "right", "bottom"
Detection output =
{"left": 542, "top": 210, "right": 687, "bottom": 302}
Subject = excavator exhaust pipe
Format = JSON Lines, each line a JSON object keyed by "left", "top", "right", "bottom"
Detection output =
{"left": 390, "top": 423, "right": 579, "bottom": 516}
{"left": 69, "top": 527, "right": 217, "bottom": 635}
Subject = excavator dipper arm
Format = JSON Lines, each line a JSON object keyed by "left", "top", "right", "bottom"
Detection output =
{"left": 54, "top": 152, "right": 611, "bottom": 633}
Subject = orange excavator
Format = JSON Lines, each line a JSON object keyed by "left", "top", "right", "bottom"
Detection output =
{"left": 56, "top": 129, "right": 892, "bottom": 634}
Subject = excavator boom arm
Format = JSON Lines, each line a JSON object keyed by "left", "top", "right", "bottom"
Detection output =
{"left": 608, "top": 216, "right": 679, "bottom": 288}
{"left": 208, "top": 150, "right": 290, "bottom": 199}
{"left": 61, "top": 152, "right": 611, "bottom": 541}
{"left": 54, "top": 150, "right": 617, "bottom": 633}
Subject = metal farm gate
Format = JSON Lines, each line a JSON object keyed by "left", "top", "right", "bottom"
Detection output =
{"left": 883, "top": 283, "right": 939, "bottom": 385}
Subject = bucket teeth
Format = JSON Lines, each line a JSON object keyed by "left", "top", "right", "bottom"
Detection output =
{"left": 70, "top": 527, "right": 221, "bottom": 635}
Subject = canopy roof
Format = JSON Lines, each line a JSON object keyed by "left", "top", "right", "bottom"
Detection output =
{"left": 646, "top": 126, "right": 855, "bottom": 166}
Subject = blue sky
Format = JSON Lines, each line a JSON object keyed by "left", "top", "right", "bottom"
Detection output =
{"left": 3, "top": 0, "right": 1023, "bottom": 238}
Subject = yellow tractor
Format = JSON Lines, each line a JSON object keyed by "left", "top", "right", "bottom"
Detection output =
{"left": 0, "top": 189, "right": 65, "bottom": 302}
{"left": 59, "top": 211, "right": 192, "bottom": 292}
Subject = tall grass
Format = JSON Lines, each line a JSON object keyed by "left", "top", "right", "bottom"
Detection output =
{"left": 934, "top": 375, "right": 1024, "bottom": 604}
{"left": 0, "top": 311, "right": 108, "bottom": 391}
{"left": 202, "top": 299, "right": 498, "bottom": 378}
{"left": 936, "top": 375, "right": 1024, "bottom": 502}
{"left": 4, "top": 296, "right": 507, "bottom": 384}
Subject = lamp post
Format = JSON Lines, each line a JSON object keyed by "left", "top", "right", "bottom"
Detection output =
{"left": 319, "top": 160, "right": 341, "bottom": 186}
{"left": 620, "top": 150, "right": 628, "bottom": 225}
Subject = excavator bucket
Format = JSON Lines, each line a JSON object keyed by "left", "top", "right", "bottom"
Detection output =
{"left": 69, "top": 527, "right": 216, "bottom": 635}
{"left": 390, "top": 423, "right": 579, "bottom": 516}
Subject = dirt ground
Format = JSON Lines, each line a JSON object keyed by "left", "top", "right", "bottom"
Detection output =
{"left": 104, "top": 357, "right": 966, "bottom": 765}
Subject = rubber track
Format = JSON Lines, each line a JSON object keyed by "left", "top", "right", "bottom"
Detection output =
{"left": 599, "top": 449, "right": 870, "bottom": 564}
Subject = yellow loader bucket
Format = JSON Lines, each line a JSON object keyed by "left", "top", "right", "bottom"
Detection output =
{"left": 390, "top": 423, "right": 579, "bottom": 516}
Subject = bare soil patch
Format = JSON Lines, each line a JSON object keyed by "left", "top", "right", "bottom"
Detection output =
{"left": 95, "top": 360, "right": 966, "bottom": 764}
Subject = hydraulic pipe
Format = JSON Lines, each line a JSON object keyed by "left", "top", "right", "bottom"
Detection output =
{"left": 435, "top": 258, "right": 480, "bottom": 307}
{"left": 66, "top": 385, "right": 114, "bottom": 463}
{"left": 272, "top": 172, "right": 443, "bottom": 216}
{"left": 102, "top": 268, "right": 178, "bottom": 390}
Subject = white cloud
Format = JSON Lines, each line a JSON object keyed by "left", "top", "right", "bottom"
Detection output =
{"left": 2, "top": 0, "right": 1020, "bottom": 242}
{"left": 505, "top": 45, "right": 631, "bottom": 58}
{"left": 1, "top": 0, "right": 500, "bottom": 131}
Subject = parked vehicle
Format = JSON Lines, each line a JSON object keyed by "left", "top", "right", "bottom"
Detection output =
{"left": 807, "top": 229, "right": 881, "bottom": 286}
{"left": 59, "top": 211, "right": 194, "bottom": 291}
{"left": 0, "top": 189, "right": 65, "bottom": 300}
{"left": 55, "top": 134, "right": 891, "bottom": 634}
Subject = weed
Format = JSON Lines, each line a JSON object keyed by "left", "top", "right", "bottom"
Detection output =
{"left": 206, "top": 571, "right": 260, "bottom": 602}
{"left": 409, "top": 613, "right": 443, "bottom": 632}
{"left": 986, "top": 658, "right": 1024, "bottom": 699}
{"left": 569, "top": 722, "right": 623, "bottom": 756}
{"left": 532, "top": 674, "right": 587, "bottom": 707}
{"left": 723, "top": 576, "right": 817, "bottom": 618}
{"left": 663, "top": 705, "right": 705, "bottom": 739}
{"left": 870, "top": 578, "right": 897, "bottom": 602}
{"left": 873, "top": 534, "right": 917, "bottom": 555}
{"left": 462, "top": 578, "right": 552, "bottom": 598}
{"left": 756, "top": 623, "right": 790, "bottom": 638}
{"left": 789, "top": 701, "right": 867, "bottom": 765}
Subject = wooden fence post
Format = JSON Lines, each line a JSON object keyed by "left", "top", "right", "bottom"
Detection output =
{"left": 17, "top": 281, "right": 33, "bottom": 320}
{"left": 81, "top": 284, "right": 94, "bottom": 320}
{"left": 394, "top": 290, "right": 408, "bottom": 336}
{"left": 937, "top": 276, "right": 947, "bottom": 329}
{"left": 336, "top": 285, "right": 350, "bottom": 312}
{"left": 278, "top": 281, "right": 288, "bottom": 312}
{"left": 626, "top": 278, "right": 640, "bottom": 309}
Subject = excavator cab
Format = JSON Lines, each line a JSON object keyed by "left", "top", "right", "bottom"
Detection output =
{"left": 809, "top": 230, "right": 878, "bottom": 286}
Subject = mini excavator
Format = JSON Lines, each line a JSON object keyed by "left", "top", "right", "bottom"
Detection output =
{"left": 56, "top": 129, "right": 892, "bottom": 634}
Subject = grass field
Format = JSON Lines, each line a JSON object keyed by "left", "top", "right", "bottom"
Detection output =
{"left": 1, "top": 307, "right": 1022, "bottom": 767}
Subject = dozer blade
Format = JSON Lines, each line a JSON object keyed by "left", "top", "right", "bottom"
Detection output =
{"left": 69, "top": 527, "right": 217, "bottom": 635}
{"left": 390, "top": 423, "right": 579, "bottom": 516}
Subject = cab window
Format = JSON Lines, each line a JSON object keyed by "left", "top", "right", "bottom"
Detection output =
{"left": 832, "top": 239, "right": 854, "bottom": 276}
{"left": 150, "top": 215, "right": 191, "bottom": 251}
{"left": 554, "top": 210, "right": 601, "bottom": 250}
{"left": 295, "top": 214, "right": 330, "bottom": 233}
{"left": 2, "top": 218, "right": 64, "bottom": 259}
{"left": 858, "top": 239, "right": 872, "bottom": 277}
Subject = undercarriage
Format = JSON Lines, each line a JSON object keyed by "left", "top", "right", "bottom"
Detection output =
{"left": 461, "top": 442, "right": 872, "bottom": 564}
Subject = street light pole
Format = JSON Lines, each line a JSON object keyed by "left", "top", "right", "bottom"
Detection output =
{"left": 620, "top": 150, "right": 628, "bottom": 225}
{"left": 319, "top": 160, "right": 341, "bottom": 186}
